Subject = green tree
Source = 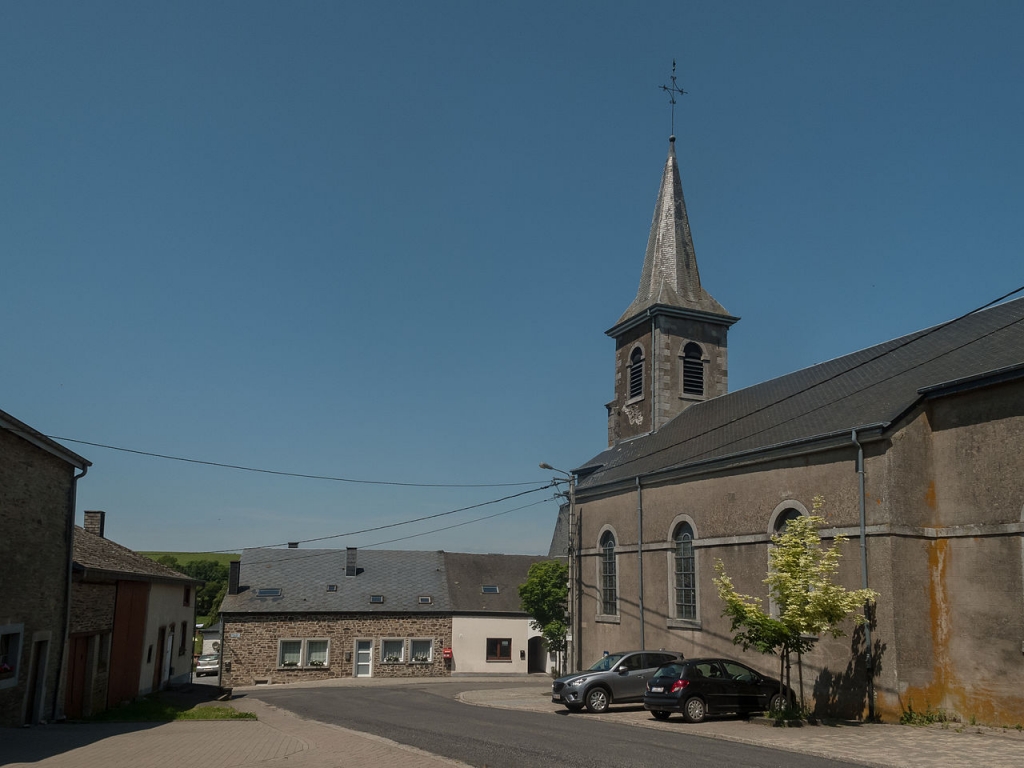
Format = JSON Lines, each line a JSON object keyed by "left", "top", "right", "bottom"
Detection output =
{"left": 518, "top": 560, "right": 568, "bottom": 668}
{"left": 713, "top": 498, "right": 877, "bottom": 710}
{"left": 156, "top": 554, "right": 181, "bottom": 570}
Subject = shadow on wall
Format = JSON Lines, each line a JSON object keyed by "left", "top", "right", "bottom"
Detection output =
{"left": 811, "top": 620, "right": 887, "bottom": 720}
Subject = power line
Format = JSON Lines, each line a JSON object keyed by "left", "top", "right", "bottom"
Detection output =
{"left": 607, "top": 284, "right": 1024, "bottom": 475}
{"left": 203, "top": 481, "right": 556, "bottom": 554}
{"left": 45, "top": 434, "right": 542, "bottom": 488}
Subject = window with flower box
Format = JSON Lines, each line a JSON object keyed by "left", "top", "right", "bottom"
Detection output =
{"left": 381, "top": 639, "right": 405, "bottom": 664}
{"left": 409, "top": 639, "right": 433, "bottom": 664}
{"left": 277, "top": 639, "right": 330, "bottom": 669}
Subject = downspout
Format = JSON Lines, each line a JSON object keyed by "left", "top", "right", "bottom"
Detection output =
{"left": 54, "top": 465, "right": 87, "bottom": 722}
{"left": 852, "top": 429, "right": 874, "bottom": 721}
{"left": 636, "top": 477, "right": 645, "bottom": 650}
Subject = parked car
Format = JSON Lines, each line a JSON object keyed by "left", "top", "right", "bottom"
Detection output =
{"left": 643, "top": 658, "right": 793, "bottom": 723}
{"left": 552, "top": 650, "right": 684, "bottom": 713}
{"left": 195, "top": 653, "right": 220, "bottom": 677}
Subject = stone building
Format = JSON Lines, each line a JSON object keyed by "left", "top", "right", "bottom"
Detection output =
{"left": 0, "top": 408, "right": 90, "bottom": 727}
{"left": 568, "top": 135, "right": 1024, "bottom": 723}
{"left": 220, "top": 548, "right": 548, "bottom": 686}
{"left": 66, "top": 511, "right": 201, "bottom": 717}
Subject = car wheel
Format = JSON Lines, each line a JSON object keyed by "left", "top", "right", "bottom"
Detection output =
{"left": 651, "top": 710, "right": 671, "bottom": 721}
{"left": 585, "top": 687, "right": 610, "bottom": 714}
{"left": 768, "top": 693, "right": 789, "bottom": 714}
{"left": 683, "top": 696, "right": 707, "bottom": 723}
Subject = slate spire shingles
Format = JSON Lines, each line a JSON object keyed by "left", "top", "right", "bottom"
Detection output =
{"left": 616, "top": 136, "right": 731, "bottom": 326}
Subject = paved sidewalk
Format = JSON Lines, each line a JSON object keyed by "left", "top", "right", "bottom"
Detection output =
{"left": 2, "top": 695, "right": 467, "bottom": 768}
{"left": 461, "top": 686, "right": 1024, "bottom": 768}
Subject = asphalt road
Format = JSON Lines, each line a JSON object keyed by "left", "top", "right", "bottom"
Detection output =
{"left": 246, "top": 681, "right": 860, "bottom": 768}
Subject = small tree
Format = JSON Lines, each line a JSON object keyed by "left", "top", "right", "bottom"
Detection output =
{"left": 714, "top": 497, "right": 877, "bottom": 711}
{"left": 518, "top": 560, "right": 568, "bottom": 672}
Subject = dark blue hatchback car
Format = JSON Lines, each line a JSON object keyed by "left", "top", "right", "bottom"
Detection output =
{"left": 642, "top": 658, "right": 793, "bottom": 723}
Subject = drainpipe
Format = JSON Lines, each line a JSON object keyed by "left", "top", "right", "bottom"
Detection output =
{"left": 54, "top": 465, "right": 88, "bottom": 722}
{"left": 636, "top": 477, "right": 645, "bottom": 650}
{"left": 852, "top": 429, "right": 874, "bottom": 721}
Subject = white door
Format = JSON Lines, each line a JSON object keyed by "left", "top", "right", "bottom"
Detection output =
{"left": 355, "top": 640, "right": 373, "bottom": 678}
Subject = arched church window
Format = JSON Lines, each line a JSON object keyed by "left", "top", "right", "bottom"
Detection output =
{"left": 674, "top": 522, "right": 696, "bottom": 620}
{"left": 600, "top": 531, "right": 618, "bottom": 615}
{"left": 682, "top": 342, "right": 704, "bottom": 396}
{"left": 628, "top": 347, "right": 644, "bottom": 400}
{"left": 773, "top": 507, "right": 804, "bottom": 535}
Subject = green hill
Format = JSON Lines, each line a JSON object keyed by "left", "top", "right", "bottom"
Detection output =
{"left": 140, "top": 551, "right": 239, "bottom": 566}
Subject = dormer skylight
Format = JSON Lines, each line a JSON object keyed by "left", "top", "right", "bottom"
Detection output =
{"left": 256, "top": 588, "right": 282, "bottom": 597}
{"left": 326, "top": 584, "right": 338, "bottom": 592}
{"left": 369, "top": 595, "right": 385, "bottom": 604}
{"left": 418, "top": 595, "right": 433, "bottom": 604}
{"left": 481, "top": 585, "right": 499, "bottom": 594}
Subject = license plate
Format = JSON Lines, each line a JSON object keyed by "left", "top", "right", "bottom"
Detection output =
{"left": 650, "top": 686, "right": 664, "bottom": 693}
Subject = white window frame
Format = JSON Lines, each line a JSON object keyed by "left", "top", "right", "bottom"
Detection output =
{"left": 409, "top": 638, "right": 433, "bottom": 664}
{"left": 277, "top": 638, "right": 331, "bottom": 669}
{"left": 381, "top": 638, "right": 405, "bottom": 664}
{"left": 666, "top": 514, "right": 701, "bottom": 629}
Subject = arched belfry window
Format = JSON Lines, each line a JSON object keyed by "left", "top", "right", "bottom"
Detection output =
{"left": 682, "top": 342, "right": 704, "bottom": 397}
{"left": 600, "top": 531, "right": 618, "bottom": 615}
{"left": 628, "top": 347, "right": 644, "bottom": 400}
{"left": 674, "top": 523, "right": 696, "bottom": 620}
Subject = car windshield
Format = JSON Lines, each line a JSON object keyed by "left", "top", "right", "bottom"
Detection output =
{"left": 199, "top": 655, "right": 218, "bottom": 662}
{"left": 586, "top": 653, "right": 625, "bottom": 672}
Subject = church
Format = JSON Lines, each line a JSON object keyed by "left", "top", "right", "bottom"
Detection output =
{"left": 568, "top": 133, "right": 1024, "bottom": 723}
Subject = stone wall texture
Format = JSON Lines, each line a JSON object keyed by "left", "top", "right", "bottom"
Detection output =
{"left": 0, "top": 429, "right": 76, "bottom": 727}
{"left": 221, "top": 613, "right": 452, "bottom": 687}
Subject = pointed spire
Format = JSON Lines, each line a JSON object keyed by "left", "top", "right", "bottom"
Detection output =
{"left": 615, "top": 136, "right": 730, "bottom": 326}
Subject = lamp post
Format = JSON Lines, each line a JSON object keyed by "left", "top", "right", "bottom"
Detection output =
{"left": 540, "top": 462, "right": 577, "bottom": 674}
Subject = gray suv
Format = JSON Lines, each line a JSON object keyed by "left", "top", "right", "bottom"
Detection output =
{"left": 552, "top": 650, "right": 684, "bottom": 713}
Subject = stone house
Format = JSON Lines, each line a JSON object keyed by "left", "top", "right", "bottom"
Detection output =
{"left": 220, "top": 548, "right": 548, "bottom": 686}
{"left": 0, "top": 408, "right": 90, "bottom": 727}
{"left": 566, "top": 136, "right": 1024, "bottom": 723}
{"left": 66, "top": 511, "right": 202, "bottom": 717}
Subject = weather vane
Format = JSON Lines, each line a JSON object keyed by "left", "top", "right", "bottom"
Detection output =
{"left": 660, "top": 59, "right": 687, "bottom": 137}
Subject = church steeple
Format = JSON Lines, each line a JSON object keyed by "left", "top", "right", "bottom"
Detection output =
{"left": 605, "top": 136, "right": 739, "bottom": 446}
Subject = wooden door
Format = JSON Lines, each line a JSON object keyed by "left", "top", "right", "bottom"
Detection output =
{"left": 65, "top": 635, "right": 89, "bottom": 718}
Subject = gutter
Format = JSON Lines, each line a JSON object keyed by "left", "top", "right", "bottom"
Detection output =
{"left": 852, "top": 428, "right": 875, "bottom": 721}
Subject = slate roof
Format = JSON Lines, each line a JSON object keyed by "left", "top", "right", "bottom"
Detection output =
{"left": 73, "top": 526, "right": 199, "bottom": 584}
{"left": 221, "top": 548, "right": 452, "bottom": 614}
{"left": 613, "top": 137, "right": 734, "bottom": 329}
{"left": 220, "top": 548, "right": 552, "bottom": 616}
{"left": 579, "top": 296, "right": 1024, "bottom": 491}
{"left": 444, "top": 553, "right": 549, "bottom": 614}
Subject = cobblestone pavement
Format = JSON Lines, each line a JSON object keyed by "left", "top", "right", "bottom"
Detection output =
{"left": 460, "top": 686, "right": 1024, "bottom": 768}
{"left": 4, "top": 678, "right": 1023, "bottom": 768}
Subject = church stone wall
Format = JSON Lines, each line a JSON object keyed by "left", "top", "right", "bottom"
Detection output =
{"left": 577, "top": 388, "right": 1024, "bottom": 723}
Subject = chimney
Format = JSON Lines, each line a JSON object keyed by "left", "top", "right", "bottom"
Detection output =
{"left": 83, "top": 510, "right": 105, "bottom": 538}
{"left": 346, "top": 547, "right": 357, "bottom": 577}
{"left": 228, "top": 561, "right": 241, "bottom": 595}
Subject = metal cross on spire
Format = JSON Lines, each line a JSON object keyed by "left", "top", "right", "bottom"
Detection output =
{"left": 660, "top": 59, "right": 687, "bottom": 137}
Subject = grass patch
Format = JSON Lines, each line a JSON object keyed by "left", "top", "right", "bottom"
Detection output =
{"left": 900, "top": 701, "right": 956, "bottom": 726}
{"left": 87, "top": 693, "right": 255, "bottom": 722}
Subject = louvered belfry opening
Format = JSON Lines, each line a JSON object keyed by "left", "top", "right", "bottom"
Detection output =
{"left": 682, "top": 342, "right": 704, "bottom": 396}
{"left": 628, "top": 347, "right": 644, "bottom": 399}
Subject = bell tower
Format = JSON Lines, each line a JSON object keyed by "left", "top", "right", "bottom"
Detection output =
{"left": 605, "top": 135, "right": 738, "bottom": 446}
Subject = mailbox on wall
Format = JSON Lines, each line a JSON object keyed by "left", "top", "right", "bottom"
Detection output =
{"left": 442, "top": 648, "right": 453, "bottom": 659}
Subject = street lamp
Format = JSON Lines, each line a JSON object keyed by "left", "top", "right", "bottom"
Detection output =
{"left": 539, "top": 462, "right": 577, "bottom": 674}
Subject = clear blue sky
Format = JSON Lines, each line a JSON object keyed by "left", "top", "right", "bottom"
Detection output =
{"left": 3, "top": 1, "right": 1022, "bottom": 555}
